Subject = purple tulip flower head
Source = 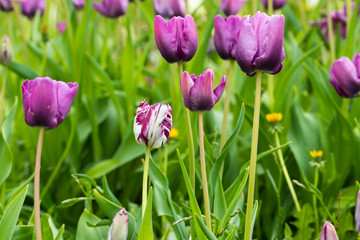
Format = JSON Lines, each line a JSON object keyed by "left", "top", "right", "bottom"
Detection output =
{"left": 72, "top": 0, "right": 85, "bottom": 10}
{"left": 262, "top": 0, "right": 287, "bottom": 10}
{"left": 320, "top": 222, "right": 339, "bottom": 240}
{"left": 180, "top": 69, "right": 226, "bottom": 112}
{"left": 214, "top": 15, "right": 244, "bottom": 60}
{"left": 20, "top": 0, "right": 45, "bottom": 19}
{"left": 220, "top": 0, "right": 247, "bottom": 16}
{"left": 0, "top": 0, "right": 13, "bottom": 12}
{"left": 134, "top": 99, "right": 172, "bottom": 149}
{"left": 22, "top": 77, "right": 78, "bottom": 129}
{"left": 154, "top": 15, "right": 198, "bottom": 63}
{"left": 310, "top": 11, "right": 347, "bottom": 41}
{"left": 107, "top": 208, "right": 128, "bottom": 240}
{"left": 235, "top": 11, "right": 285, "bottom": 76}
{"left": 153, "top": 0, "right": 185, "bottom": 18}
{"left": 0, "top": 35, "right": 12, "bottom": 66}
{"left": 329, "top": 54, "right": 360, "bottom": 98}
{"left": 355, "top": 190, "right": 360, "bottom": 232}
{"left": 56, "top": 21, "right": 67, "bottom": 34}
{"left": 93, "top": 0, "right": 128, "bottom": 18}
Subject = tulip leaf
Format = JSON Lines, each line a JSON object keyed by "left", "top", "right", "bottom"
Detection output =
{"left": 41, "top": 214, "right": 54, "bottom": 240}
{"left": 76, "top": 209, "right": 108, "bottom": 240}
{"left": 8, "top": 61, "right": 38, "bottom": 79}
{"left": 194, "top": 214, "right": 217, "bottom": 240}
{"left": 138, "top": 187, "right": 153, "bottom": 240}
{"left": 0, "top": 185, "right": 28, "bottom": 240}
{"left": 346, "top": 0, "right": 360, "bottom": 57}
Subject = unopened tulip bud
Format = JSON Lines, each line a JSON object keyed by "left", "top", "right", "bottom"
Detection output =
{"left": 355, "top": 190, "right": 360, "bottom": 232}
{"left": 93, "top": 0, "right": 128, "bottom": 18}
{"left": 320, "top": 222, "right": 339, "bottom": 240}
{"left": 262, "top": 0, "right": 287, "bottom": 10}
{"left": 220, "top": 0, "right": 247, "bottom": 16}
{"left": 20, "top": 0, "right": 45, "bottom": 19}
{"left": 0, "top": 0, "right": 13, "bottom": 11}
{"left": 107, "top": 208, "right": 129, "bottom": 240}
{"left": 72, "top": 0, "right": 85, "bottom": 10}
{"left": 0, "top": 35, "right": 12, "bottom": 66}
{"left": 153, "top": 0, "right": 185, "bottom": 18}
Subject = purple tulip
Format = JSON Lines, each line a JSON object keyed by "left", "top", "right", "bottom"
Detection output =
{"left": 93, "top": 0, "right": 128, "bottom": 18}
{"left": 235, "top": 11, "right": 285, "bottom": 76}
{"left": 0, "top": 0, "right": 13, "bottom": 12}
{"left": 22, "top": 77, "right": 78, "bottom": 129}
{"left": 133, "top": 99, "right": 172, "bottom": 149}
{"left": 107, "top": 208, "right": 129, "bottom": 240}
{"left": 329, "top": 54, "right": 360, "bottom": 98}
{"left": 72, "top": 0, "right": 85, "bottom": 10}
{"left": 56, "top": 21, "right": 67, "bottom": 34}
{"left": 320, "top": 222, "right": 339, "bottom": 240}
{"left": 310, "top": 11, "right": 347, "bottom": 41}
{"left": 262, "top": 0, "right": 287, "bottom": 10}
{"left": 0, "top": 35, "right": 12, "bottom": 66}
{"left": 220, "top": 0, "right": 247, "bottom": 16}
{"left": 154, "top": 15, "right": 198, "bottom": 63}
{"left": 153, "top": 0, "right": 185, "bottom": 18}
{"left": 214, "top": 15, "right": 244, "bottom": 60}
{"left": 355, "top": 190, "right": 360, "bottom": 232}
{"left": 20, "top": 0, "right": 45, "bottom": 19}
{"left": 180, "top": 69, "right": 226, "bottom": 111}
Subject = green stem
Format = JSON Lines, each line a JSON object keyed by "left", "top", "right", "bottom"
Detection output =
{"left": 253, "top": 0, "right": 258, "bottom": 14}
{"left": 142, "top": 147, "right": 151, "bottom": 217}
{"left": 220, "top": 60, "right": 234, "bottom": 150}
{"left": 34, "top": 127, "right": 45, "bottom": 240}
{"left": 268, "top": 0, "right": 274, "bottom": 14}
{"left": 198, "top": 112, "right": 211, "bottom": 230}
{"left": 244, "top": 72, "right": 262, "bottom": 240}
{"left": 158, "top": 148, "right": 163, "bottom": 171}
{"left": 61, "top": 0, "right": 74, "bottom": 52}
{"left": 274, "top": 131, "right": 301, "bottom": 212}
{"left": 341, "top": 98, "right": 350, "bottom": 114}
{"left": 296, "top": 0, "right": 307, "bottom": 28}
{"left": 40, "top": 43, "right": 47, "bottom": 76}
{"left": 346, "top": 0, "right": 352, "bottom": 38}
{"left": 164, "top": 144, "right": 168, "bottom": 176}
{"left": 327, "top": 0, "right": 336, "bottom": 62}
{"left": 10, "top": 0, "right": 29, "bottom": 62}
{"left": 0, "top": 67, "right": 7, "bottom": 129}
{"left": 313, "top": 166, "right": 319, "bottom": 231}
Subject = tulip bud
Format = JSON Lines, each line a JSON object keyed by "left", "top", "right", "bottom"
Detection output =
{"left": 180, "top": 69, "right": 226, "bottom": 112}
{"left": 235, "top": 11, "right": 285, "bottom": 76}
{"left": 214, "top": 15, "right": 243, "bottom": 60}
{"left": 72, "top": 0, "right": 85, "bottom": 10}
{"left": 0, "top": 0, "right": 13, "bottom": 12}
{"left": 22, "top": 77, "right": 78, "bottom": 129}
{"left": 262, "top": 0, "right": 287, "bottom": 10}
{"left": 107, "top": 208, "right": 129, "bottom": 240}
{"left": 320, "top": 222, "right": 339, "bottom": 240}
{"left": 20, "top": 0, "right": 45, "bottom": 19}
{"left": 56, "top": 21, "right": 67, "bottom": 34}
{"left": 355, "top": 190, "right": 360, "bottom": 232}
{"left": 329, "top": 54, "right": 360, "bottom": 98}
{"left": 0, "top": 35, "right": 12, "bottom": 66}
{"left": 154, "top": 15, "right": 198, "bottom": 63}
{"left": 93, "top": 0, "right": 128, "bottom": 18}
{"left": 133, "top": 99, "right": 172, "bottom": 149}
{"left": 220, "top": 0, "right": 247, "bottom": 16}
{"left": 153, "top": 0, "right": 185, "bottom": 18}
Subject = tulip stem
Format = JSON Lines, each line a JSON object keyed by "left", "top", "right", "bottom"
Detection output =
{"left": 10, "top": 0, "right": 29, "bottom": 62}
{"left": 268, "top": 0, "right": 274, "bottom": 14}
{"left": 252, "top": 0, "right": 258, "bottom": 14}
{"left": 34, "top": 127, "right": 45, "bottom": 240}
{"left": 40, "top": 43, "right": 47, "bottom": 76}
{"left": 0, "top": 67, "right": 8, "bottom": 129}
{"left": 244, "top": 72, "right": 262, "bottom": 240}
{"left": 274, "top": 131, "right": 301, "bottom": 212}
{"left": 313, "top": 166, "right": 319, "bottom": 231}
{"left": 327, "top": 0, "right": 336, "bottom": 62}
{"left": 346, "top": 0, "right": 352, "bottom": 35}
{"left": 142, "top": 147, "right": 151, "bottom": 218}
{"left": 198, "top": 112, "right": 211, "bottom": 230}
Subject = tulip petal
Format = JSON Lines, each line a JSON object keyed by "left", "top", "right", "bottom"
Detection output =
{"left": 56, "top": 82, "right": 78, "bottom": 125}
{"left": 320, "top": 222, "right": 339, "bottom": 240}
{"left": 181, "top": 15, "right": 198, "bottom": 62}
{"left": 213, "top": 75, "right": 226, "bottom": 104}
{"left": 189, "top": 69, "right": 215, "bottom": 111}
{"left": 180, "top": 71, "right": 194, "bottom": 109}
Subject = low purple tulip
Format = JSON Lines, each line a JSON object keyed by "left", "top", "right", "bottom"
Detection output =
{"left": 220, "top": 0, "right": 247, "bottom": 16}
{"left": 329, "top": 54, "right": 360, "bottom": 98}
{"left": 355, "top": 190, "right": 360, "bottom": 232}
{"left": 72, "top": 0, "right": 85, "bottom": 10}
{"left": 133, "top": 99, "right": 172, "bottom": 149}
{"left": 107, "top": 208, "right": 129, "bottom": 240}
{"left": 20, "top": 0, "right": 45, "bottom": 19}
{"left": 0, "top": 35, "right": 12, "bottom": 66}
{"left": 262, "top": 0, "right": 287, "bottom": 10}
{"left": 0, "top": 0, "right": 13, "bottom": 12}
{"left": 310, "top": 11, "right": 347, "bottom": 41}
{"left": 56, "top": 22, "right": 67, "bottom": 34}
{"left": 154, "top": 15, "right": 198, "bottom": 63}
{"left": 22, "top": 77, "right": 78, "bottom": 129}
{"left": 320, "top": 222, "right": 339, "bottom": 240}
{"left": 214, "top": 15, "right": 243, "bottom": 60}
{"left": 180, "top": 69, "right": 226, "bottom": 112}
{"left": 235, "top": 11, "right": 285, "bottom": 76}
{"left": 153, "top": 0, "right": 185, "bottom": 18}
{"left": 93, "top": 0, "right": 128, "bottom": 18}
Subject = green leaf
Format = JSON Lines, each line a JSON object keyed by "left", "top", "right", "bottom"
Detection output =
{"left": 8, "top": 61, "right": 38, "bottom": 79}
{"left": 41, "top": 214, "right": 54, "bottom": 240}
{"left": 138, "top": 187, "right": 153, "bottom": 240}
{"left": 0, "top": 185, "right": 28, "bottom": 240}
{"left": 76, "top": 209, "right": 108, "bottom": 240}
{"left": 54, "top": 225, "right": 65, "bottom": 240}
{"left": 292, "top": 204, "right": 314, "bottom": 240}
{"left": 194, "top": 214, "right": 217, "bottom": 240}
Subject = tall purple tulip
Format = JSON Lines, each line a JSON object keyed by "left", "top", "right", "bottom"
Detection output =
{"left": 262, "top": 0, "right": 287, "bottom": 10}
{"left": 133, "top": 99, "right": 172, "bottom": 149}
{"left": 72, "top": 0, "right": 85, "bottom": 10}
{"left": 107, "top": 208, "right": 129, "bottom": 240}
{"left": 329, "top": 54, "right": 360, "bottom": 98}
{"left": 214, "top": 15, "right": 243, "bottom": 60}
{"left": 310, "top": 11, "right": 347, "bottom": 41}
{"left": 0, "top": 0, "right": 12, "bottom": 12}
{"left": 220, "top": 0, "right": 247, "bottom": 16}
{"left": 93, "top": 0, "right": 128, "bottom": 18}
{"left": 355, "top": 190, "right": 360, "bottom": 232}
{"left": 153, "top": 0, "right": 185, "bottom": 18}
{"left": 22, "top": 77, "right": 78, "bottom": 129}
{"left": 180, "top": 69, "right": 226, "bottom": 111}
{"left": 235, "top": 11, "right": 285, "bottom": 76}
{"left": 154, "top": 15, "right": 198, "bottom": 63}
{"left": 20, "top": 0, "right": 45, "bottom": 19}
{"left": 320, "top": 222, "right": 339, "bottom": 240}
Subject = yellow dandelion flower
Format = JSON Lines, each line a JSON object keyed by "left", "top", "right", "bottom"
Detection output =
{"left": 169, "top": 128, "right": 179, "bottom": 139}
{"left": 266, "top": 113, "right": 283, "bottom": 124}
{"left": 309, "top": 150, "right": 323, "bottom": 159}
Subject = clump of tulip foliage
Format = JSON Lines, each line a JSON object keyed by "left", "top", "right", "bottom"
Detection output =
{"left": 1, "top": 0, "right": 360, "bottom": 239}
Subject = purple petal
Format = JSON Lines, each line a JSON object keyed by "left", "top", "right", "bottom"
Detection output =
{"left": 0, "top": 0, "right": 13, "bottom": 11}
{"left": 180, "top": 71, "right": 194, "bottom": 110}
{"left": 220, "top": 0, "right": 247, "bottom": 16}
{"left": 320, "top": 222, "right": 339, "bottom": 240}
{"left": 180, "top": 15, "right": 198, "bottom": 62}
{"left": 213, "top": 75, "right": 226, "bottom": 103}
{"left": 188, "top": 69, "right": 215, "bottom": 111}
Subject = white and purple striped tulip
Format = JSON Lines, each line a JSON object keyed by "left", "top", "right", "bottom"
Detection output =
{"left": 320, "top": 222, "right": 339, "bottom": 240}
{"left": 180, "top": 69, "right": 226, "bottom": 112}
{"left": 133, "top": 99, "right": 172, "bottom": 149}
{"left": 355, "top": 190, "right": 360, "bottom": 232}
{"left": 107, "top": 208, "right": 128, "bottom": 240}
